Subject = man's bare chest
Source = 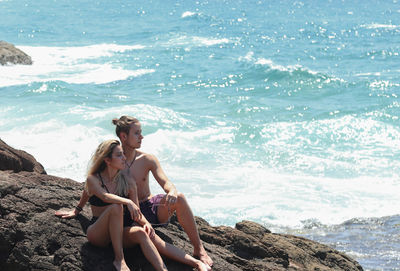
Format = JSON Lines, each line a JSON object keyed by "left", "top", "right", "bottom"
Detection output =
{"left": 129, "top": 160, "right": 149, "bottom": 183}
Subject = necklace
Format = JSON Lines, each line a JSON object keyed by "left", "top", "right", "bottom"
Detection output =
{"left": 126, "top": 151, "right": 137, "bottom": 170}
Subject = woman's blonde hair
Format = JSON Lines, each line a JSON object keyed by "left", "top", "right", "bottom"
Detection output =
{"left": 86, "top": 139, "right": 130, "bottom": 197}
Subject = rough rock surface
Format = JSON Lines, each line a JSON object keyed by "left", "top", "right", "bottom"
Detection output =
{"left": 0, "top": 139, "right": 46, "bottom": 174}
{"left": 0, "top": 140, "right": 363, "bottom": 271}
{"left": 0, "top": 41, "right": 32, "bottom": 65}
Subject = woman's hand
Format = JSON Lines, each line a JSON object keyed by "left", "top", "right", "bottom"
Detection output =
{"left": 127, "top": 200, "right": 142, "bottom": 221}
{"left": 143, "top": 222, "right": 155, "bottom": 239}
{"left": 54, "top": 208, "right": 78, "bottom": 219}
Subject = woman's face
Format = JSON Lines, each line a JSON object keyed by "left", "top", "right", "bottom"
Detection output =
{"left": 107, "top": 145, "right": 126, "bottom": 170}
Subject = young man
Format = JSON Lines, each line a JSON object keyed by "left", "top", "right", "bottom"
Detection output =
{"left": 112, "top": 116, "right": 213, "bottom": 267}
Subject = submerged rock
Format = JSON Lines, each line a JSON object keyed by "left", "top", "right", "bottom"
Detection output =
{"left": 0, "top": 41, "right": 32, "bottom": 65}
{"left": 0, "top": 139, "right": 363, "bottom": 270}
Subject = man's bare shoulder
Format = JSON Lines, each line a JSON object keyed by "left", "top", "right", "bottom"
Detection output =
{"left": 137, "top": 150, "right": 158, "bottom": 163}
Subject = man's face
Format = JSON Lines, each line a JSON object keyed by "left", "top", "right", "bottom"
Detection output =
{"left": 125, "top": 122, "right": 143, "bottom": 149}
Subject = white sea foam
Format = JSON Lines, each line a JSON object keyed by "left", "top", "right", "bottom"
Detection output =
{"left": 260, "top": 115, "right": 400, "bottom": 178}
{"left": 3, "top": 95, "right": 399, "bottom": 229}
{"left": 131, "top": 119, "right": 400, "bottom": 228}
{"left": 241, "top": 51, "right": 322, "bottom": 75}
{"left": 356, "top": 72, "right": 382, "bottom": 76}
{"left": 163, "top": 158, "right": 400, "bottom": 228}
{"left": 361, "top": 23, "right": 400, "bottom": 29}
{"left": 240, "top": 52, "right": 348, "bottom": 85}
{"left": 181, "top": 11, "right": 198, "bottom": 18}
{"left": 0, "top": 44, "right": 152, "bottom": 87}
{"left": 369, "top": 80, "right": 400, "bottom": 89}
{"left": 0, "top": 103, "right": 195, "bottom": 180}
{"left": 166, "top": 35, "right": 231, "bottom": 48}
{"left": 256, "top": 57, "right": 306, "bottom": 73}
{"left": 3, "top": 109, "right": 400, "bottom": 229}
{"left": 66, "top": 104, "right": 194, "bottom": 130}
{"left": 1, "top": 120, "right": 109, "bottom": 181}
{"left": 2, "top": 102, "right": 399, "bottom": 230}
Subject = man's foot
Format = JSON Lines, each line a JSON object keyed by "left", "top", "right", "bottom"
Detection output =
{"left": 113, "top": 259, "right": 130, "bottom": 271}
{"left": 194, "top": 250, "right": 213, "bottom": 267}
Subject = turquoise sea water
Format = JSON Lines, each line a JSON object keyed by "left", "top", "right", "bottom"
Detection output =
{"left": 1, "top": 0, "right": 400, "bottom": 269}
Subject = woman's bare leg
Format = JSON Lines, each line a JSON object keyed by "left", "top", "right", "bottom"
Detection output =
{"left": 123, "top": 227, "right": 168, "bottom": 271}
{"left": 86, "top": 204, "right": 130, "bottom": 271}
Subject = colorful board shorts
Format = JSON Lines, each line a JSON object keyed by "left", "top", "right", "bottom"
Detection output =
{"left": 139, "top": 194, "right": 167, "bottom": 227}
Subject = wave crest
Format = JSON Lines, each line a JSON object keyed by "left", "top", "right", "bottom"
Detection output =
{"left": 181, "top": 11, "right": 200, "bottom": 18}
{"left": 0, "top": 44, "right": 151, "bottom": 87}
{"left": 360, "top": 23, "right": 400, "bottom": 29}
{"left": 239, "top": 52, "right": 345, "bottom": 89}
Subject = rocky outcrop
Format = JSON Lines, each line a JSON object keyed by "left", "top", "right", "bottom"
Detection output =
{"left": 0, "top": 139, "right": 46, "bottom": 174}
{"left": 0, "top": 140, "right": 363, "bottom": 271}
{"left": 0, "top": 41, "right": 32, "bottom": 65}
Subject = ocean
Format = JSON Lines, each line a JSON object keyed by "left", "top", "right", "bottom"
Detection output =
{"left": 1, "top": 0, "right": 400, "bottom": 269}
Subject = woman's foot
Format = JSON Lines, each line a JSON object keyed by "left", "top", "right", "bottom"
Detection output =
{"left": 194, "top": 249, "right": 213, "bottom": 267}
{"left": 195, "top": 260, "right": 211, "bottom": 271}
{"left": 113, "top": 259, "right": 130, "bottom": 271}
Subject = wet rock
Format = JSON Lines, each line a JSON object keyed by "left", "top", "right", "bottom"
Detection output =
{"left": 0, "top": 41, "right": 32, "bottom": 65}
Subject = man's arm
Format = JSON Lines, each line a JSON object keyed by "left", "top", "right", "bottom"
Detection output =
{"left": 148, "top": 154, "right": 178, "bottom": 204}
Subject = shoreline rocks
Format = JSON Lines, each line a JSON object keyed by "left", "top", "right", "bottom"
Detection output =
{"left": 0, "top": 139, "right": 45, "bottom": 174}
{"left": 0, "top": 139, "right": 363, "bottom": 270}
{"left": 0, "top": 41, "right": 32, "bottom": 65}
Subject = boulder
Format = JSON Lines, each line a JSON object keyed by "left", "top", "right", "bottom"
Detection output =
{"left": 0, "top": 139, "right": 46, "bottom": 174}
{"left": 0, "top": 41, "right": 32, "bottom": 65}
{"left": 0, "top": 140, "right": 363, "bottom": 270}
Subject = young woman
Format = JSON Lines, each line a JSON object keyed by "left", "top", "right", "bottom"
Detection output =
{"left": 55, "top": 140, "right": 210, "bottom": 271}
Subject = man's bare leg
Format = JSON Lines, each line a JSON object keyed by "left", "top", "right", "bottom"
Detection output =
{"left": 151, "top": 234, "right": 211, "bottom": 271}
{"left": 157, "top": 193, "right": 213, "bottom": 266}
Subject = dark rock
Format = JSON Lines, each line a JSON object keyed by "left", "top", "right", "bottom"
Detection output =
{"left": 0, "top": 138, "right": 46, "bottom": 174}
{"left": 0, "top": 140, "right": 364, "bottom": 270}
{"left": 0, "top": 41, "right": 32, "bottom": 65}
{"left": 236, "top": 220, "right": 271, "bottom": 238}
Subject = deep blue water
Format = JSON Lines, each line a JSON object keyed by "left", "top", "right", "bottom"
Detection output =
{"left": 1, "top": 0, "right": 400, "bottom": 269}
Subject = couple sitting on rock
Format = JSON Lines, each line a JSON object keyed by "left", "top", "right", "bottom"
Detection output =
{"left": 55, "top": 116, "right": 213, "bottom": 271}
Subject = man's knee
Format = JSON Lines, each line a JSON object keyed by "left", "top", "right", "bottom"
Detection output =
{"left": 176, "top": 192, "right": 188, "bottom": 205}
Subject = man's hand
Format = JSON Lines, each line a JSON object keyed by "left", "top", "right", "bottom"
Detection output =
{"left": 165, "top": 189, "right": 178, "bottom": 206}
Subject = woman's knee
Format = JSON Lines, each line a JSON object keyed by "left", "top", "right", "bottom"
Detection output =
{"left": 127, "top": 227, "right": 148, "bottom": 242}
{"left": 87, "top": 226, "right": 110, "bottom": 247}
{"left": 109, "top": 203, "right": 124, "bottom": 215}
